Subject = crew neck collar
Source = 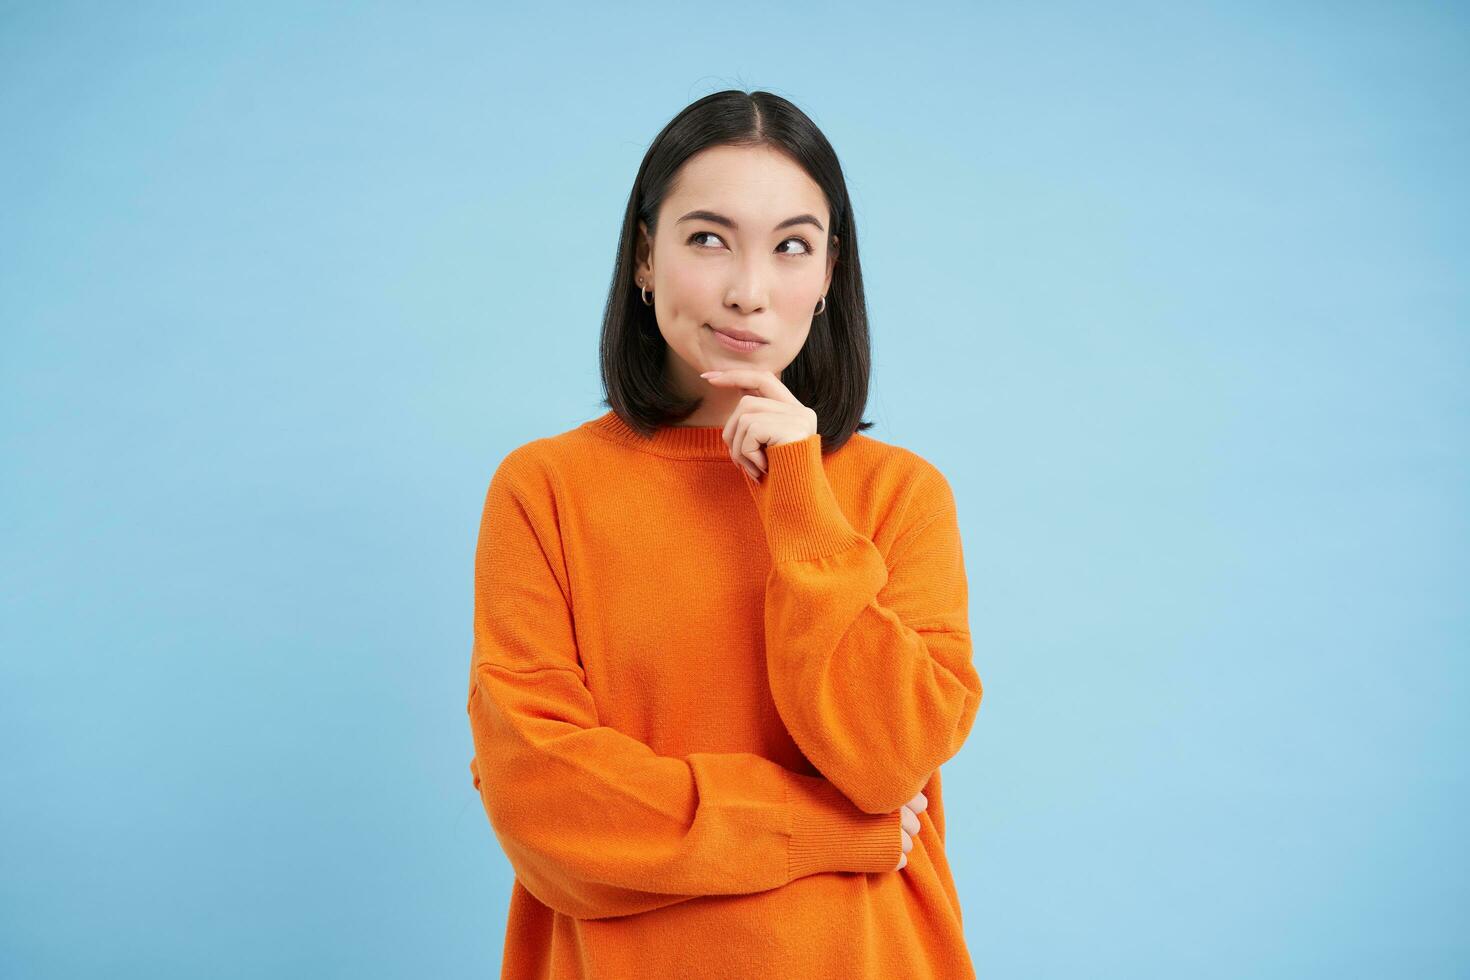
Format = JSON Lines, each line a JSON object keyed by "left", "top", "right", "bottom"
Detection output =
{"left": 583, "top": 409, "right": 734, "bottom": 460}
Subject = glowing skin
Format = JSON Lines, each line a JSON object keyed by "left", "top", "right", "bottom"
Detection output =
{"left": 633, "top": 144, "right": 839, "bottom": 428}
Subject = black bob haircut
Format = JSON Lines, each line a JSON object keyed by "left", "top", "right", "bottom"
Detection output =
{"left": 599, "top": 89, "right": 875, "bottom": 454}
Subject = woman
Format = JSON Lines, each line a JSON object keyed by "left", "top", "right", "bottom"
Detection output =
{"left": 467, "top": 89, "right": 984, "bottom": 978}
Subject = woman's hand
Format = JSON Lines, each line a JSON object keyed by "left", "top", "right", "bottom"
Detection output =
{"left": 894, "top": 789, "right": 928, "bottom": 870}
{"left": 699, "top": 368, "right": 818, "bottom": 482}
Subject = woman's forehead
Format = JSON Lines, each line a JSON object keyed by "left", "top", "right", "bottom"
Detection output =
{"left": 666, "top": 148, "right": 827, "bottom": 225}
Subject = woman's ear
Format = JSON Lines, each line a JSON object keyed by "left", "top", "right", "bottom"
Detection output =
{"left": 635, "top": 221, "right": 654, "bottom": 285}
{"left": 824, "top": 235, "right": 839, "bottom": 291}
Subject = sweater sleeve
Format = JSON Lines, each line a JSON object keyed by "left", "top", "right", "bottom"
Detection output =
{"left": 743, "top": 434, "right": 984, "bottom": 815}
{"left": 467, "top": 450, "right": 904, "bottom": 921}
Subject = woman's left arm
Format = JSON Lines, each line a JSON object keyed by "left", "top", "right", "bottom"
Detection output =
{"left": 747, "top": 434, "right": 984, "bottom": 816}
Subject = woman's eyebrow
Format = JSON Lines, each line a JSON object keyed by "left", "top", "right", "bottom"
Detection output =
{"left": 675, "top": 209, "right": 825, "bottom": 233}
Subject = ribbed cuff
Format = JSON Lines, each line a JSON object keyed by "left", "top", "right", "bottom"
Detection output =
{"left": 747, "top": 434, "right": 866, "bottom": 562}
{"left": 786, "top": 774, "right": 904, "bottom": 880}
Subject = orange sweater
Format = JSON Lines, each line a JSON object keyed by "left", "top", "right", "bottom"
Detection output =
{"left": 467, "top": 409, "right": 984, "bottom": 979}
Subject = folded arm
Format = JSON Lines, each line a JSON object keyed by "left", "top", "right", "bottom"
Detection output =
{"left": 467, "top": 449, "right": 903, "bottom": 920}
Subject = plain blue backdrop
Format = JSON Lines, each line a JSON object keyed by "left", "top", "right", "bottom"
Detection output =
{"left": 2, "top": 2, "right": 1465, "bottom": 977}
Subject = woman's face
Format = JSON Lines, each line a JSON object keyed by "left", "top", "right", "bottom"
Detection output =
{"left": 635, "top": 144, "right": 838, "bottom": 422}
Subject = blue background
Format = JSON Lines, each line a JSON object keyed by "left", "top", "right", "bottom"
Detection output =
{"left": 2, "top": 2, "right": 1466, "bottom": 977}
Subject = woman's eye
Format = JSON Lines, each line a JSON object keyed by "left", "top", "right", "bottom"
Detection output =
{"left": 688, "top": 231, "right": 813, "bottom": 256}
{"left": 778, "top": 236, "right": 814, "bottom": 256}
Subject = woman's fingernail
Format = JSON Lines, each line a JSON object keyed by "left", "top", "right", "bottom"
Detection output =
{"left": 700, "top": 371, "right": 721, "bottom": 378}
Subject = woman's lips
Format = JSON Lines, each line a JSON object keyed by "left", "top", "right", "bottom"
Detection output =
{"left": 706, "top": 323, "right": 767, "bottom": 352}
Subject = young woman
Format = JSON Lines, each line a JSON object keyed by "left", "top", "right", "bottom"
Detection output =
{"left": 467, "top": 90, "right": 984, "bottom": 979}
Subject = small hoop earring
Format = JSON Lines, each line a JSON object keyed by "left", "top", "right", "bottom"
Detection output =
{"left": 640, "top": 283, "right": 653, "bottom": 306}
{"left": 814, "top": 295, "right": 827, "bottom": 315}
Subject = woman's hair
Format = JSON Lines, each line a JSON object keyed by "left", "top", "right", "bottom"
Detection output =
{"left": 599, "top": 89, "right": 875, "bottom": 453}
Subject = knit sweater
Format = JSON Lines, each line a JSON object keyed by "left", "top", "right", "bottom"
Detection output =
{"left": 467, "top": 408, "right": 984, "bottom": 979}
